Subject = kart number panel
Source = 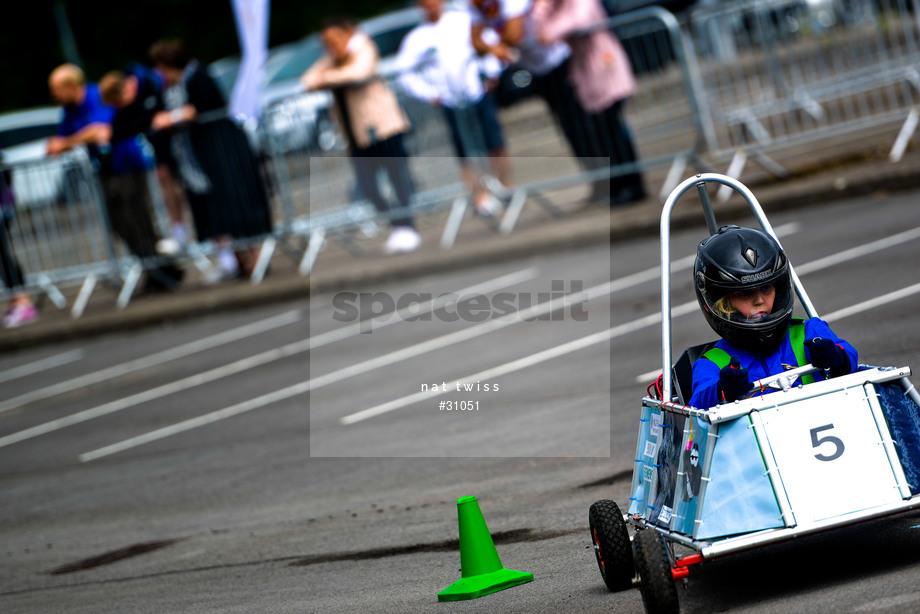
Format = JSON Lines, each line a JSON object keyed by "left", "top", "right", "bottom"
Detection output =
{"left": 759, "top": 386, "right": 903, "bottom": 524}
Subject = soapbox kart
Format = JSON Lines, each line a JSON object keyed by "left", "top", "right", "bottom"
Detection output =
{"left": 588, "top": 174, "right": 920, "bottom": 614}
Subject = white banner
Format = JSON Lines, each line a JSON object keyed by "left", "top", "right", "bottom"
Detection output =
{"left": 230, "top": 0, "right": 269, "bottom": 121}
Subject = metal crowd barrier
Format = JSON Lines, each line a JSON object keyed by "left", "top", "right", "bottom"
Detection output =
{"left": 11, "top": 1, "right": 920, "bottom": 307}
{"left": 686, "top": 0, "right": 920, "bottom": 183}
{"left": 125, "top": 112, "right": 278, "bottom": 298}
{"left": 258, "top": 6, "right": 711, "bottom": 273}
{"left": 487, "top": 6, "right": 711, "bottom": 232}
{"left": 0, "top": 147, "right": 118, "bottom": 318}
{"left": 260, "top": 72, "right": 472, "bottom": 274}
{"left": 1, "top": 116, "right": 279, "bottom": 318}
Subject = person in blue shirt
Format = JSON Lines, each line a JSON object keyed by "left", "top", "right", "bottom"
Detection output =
{"left": 46, "top": 63, "right": 114, "bottom": 159}
{"left": 97, "top": 65, "right": 185, "bottom": 292}
{"left": 689, "top": 225, "right": 858, "bottom": 409}
{"left": 47, "top": 63, "right": 182, "bottom": 293}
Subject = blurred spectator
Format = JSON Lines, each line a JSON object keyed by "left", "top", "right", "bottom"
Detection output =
{"left": 468, "top": 0, "right": 585, "bottom": 173}
{"left": 302, "top": 16, "right": 422, "bottom": 254}
{"left": 149, "top": 38, "right": 274, "bottom": 280}
{"left": 397, "top": 0, "right": 512, "bottom": 217}
{"left": 47, "top": 63, "right": 182, "bottom": 294}
{"left": 46, "top": 63, "right": 112, "bottom": 158}
{"left": 147, "top": 70, "right": 191, "bottom": 256}
{"left": 0, "top": 147, "right": 38, "bottom": 328}
{"left": 533, "top": 0, "right": 646, "bottom": 205}
{"left": 152, "top": 143, "right": 191, "bottom": 256}
{"left": 97, "top": 66, "right": 186, "bottom": 292}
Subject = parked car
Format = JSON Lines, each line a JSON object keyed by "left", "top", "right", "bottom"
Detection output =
{"left": 0, "top": 106, "right": 71, "bottom": 206}
{"left": 259, "top": 34, "right": 338, "bottom": 153}
{"left": 210, "top": 6, "right": 428, "bottom": 153}
{"left": 0, "top": 106, "right": 61, "bottom": 165}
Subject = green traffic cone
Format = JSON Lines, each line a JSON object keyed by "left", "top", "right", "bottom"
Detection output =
{"left": 437, "top": 496, "right": 534, "bottom": 602}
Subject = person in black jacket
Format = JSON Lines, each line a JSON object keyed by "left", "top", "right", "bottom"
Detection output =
{"left": 98, "top": 65, "right": 185, "bottom": 293}
{"left": 148, "top": 38, "right": 273, "bottom": 281}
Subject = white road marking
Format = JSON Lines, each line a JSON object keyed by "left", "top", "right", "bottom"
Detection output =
{"left": 823, "top": 281, "right": 920, "bottom": 322}
{"left": 852, "top": 592, "right": 920, "bottom": 612}
{"left": 341, "top": 303, "right": 702, "bottom": 425}
{"left": 74, "top": 227, "right": 802, "bottom": 456}
{"left": 81, "top": 303, "right": 706, "bottom": 460}
{"left": 79, "top": 382, "right": 313, "bottom": 462}
{"left": 635, "top": 368, "right": 665, "bottom": 384}
{"left": 793, "top": 225, "right": 920, "bottom": 276}
{"left": 0, "top": 341, "right": 311, "bottom": 449}
{"left": 3, "top": 270, "right": 537, "bottom": 450}
{"left": 89, "top": 261, "right": 920, "bottom": 449}
{"left": 0, "top": 310, "right": 303, "bottom": 416}
{"left": 0, "top": 350, "right": 85, "bottom": 385}
{"left": 96, "top": 220, "right": 920, "bottom": 454}
{"left": 78, "top": 283, "right": 606, "bottom": 460}
{"left": 78, "top": 266, "right": 673, "bottom": 460}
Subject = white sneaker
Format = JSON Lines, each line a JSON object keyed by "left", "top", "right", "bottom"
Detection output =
{"left": 203, "top": 248, "right": 240, "bottom": 284}
{"left": 217, "top": 248, "right": 239, "bottom": 276}
{"left": 474, "top": 194, "right": 503, "bottom": 217}
{"left": 384, "top": 226, "right": 421, "bottom": 254}
{"left": 156, "top": 238, "right": 181, "bottom": 256}
{"left": 158, "top": 223, "right": 191, "bottom": 255}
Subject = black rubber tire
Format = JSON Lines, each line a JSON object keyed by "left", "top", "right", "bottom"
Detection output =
{"left": 588, "top": 499, "right": 635, "bottom": 592}
{"left": 632, "top": 529, "right": 680, "bottom": 614}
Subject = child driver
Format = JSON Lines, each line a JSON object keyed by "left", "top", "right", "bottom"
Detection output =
{"left": 689, "top": 225, "right": 858, "bottom": 409}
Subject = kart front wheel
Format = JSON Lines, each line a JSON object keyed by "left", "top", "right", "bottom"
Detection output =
{"left": 632, "top": 529, "right": 679, "bottom": 614}
{"left": 588, "top": 499, "right": 635, "bottom": 591}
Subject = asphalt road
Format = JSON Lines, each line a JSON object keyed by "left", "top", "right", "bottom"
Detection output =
{"left": 3, "top": 187, "right": 920, "bottom": 613}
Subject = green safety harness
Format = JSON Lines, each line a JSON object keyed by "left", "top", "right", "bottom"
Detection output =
{"left": 702, "top": 318, "right": 815, "bottom": 386}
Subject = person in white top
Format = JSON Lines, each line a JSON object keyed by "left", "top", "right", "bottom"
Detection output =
{"left": 467, "top": 0, "right": 594, "bottom": 186}
{"left": 396, "top": 0, "right": 512, "bottom": 216}
{"left": 468, "top": 0, "right": 570, "bottom": 75}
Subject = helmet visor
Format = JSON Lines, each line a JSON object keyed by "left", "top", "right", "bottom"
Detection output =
{"left": 701, "top": 275, "right": 794, "bottom": 331}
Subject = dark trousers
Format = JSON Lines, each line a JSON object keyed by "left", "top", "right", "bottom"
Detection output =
{"left": 532, "top": 61, "right": 645, "bottom": 203}
{"left": 351, "top": 133, "right": 415, "bottom": 228}
{"left": 1, "top": 169, "right": 24, "bottom": 291}
{"left": 0, "top": 217, "right": 24, "bottom": 291}
{"left": 580, "top": 101, "right": 645, "bottom": 203}
{"left": 532, "top": 60, "right": 586, "bottom": 160}
{"left": 101, "top": 171, "right": 183, "bottom": 289}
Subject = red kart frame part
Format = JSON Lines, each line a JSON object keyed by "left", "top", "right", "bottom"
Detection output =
{"left": 671, "top": 554, "right": 704, "bottom": 580}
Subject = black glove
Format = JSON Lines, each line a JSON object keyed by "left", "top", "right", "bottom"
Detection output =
{"left": 805, "top": 337, "right": 850, "bottom": 376}
{"left": 718, "top": 356, "right": 752, "bottom": 402}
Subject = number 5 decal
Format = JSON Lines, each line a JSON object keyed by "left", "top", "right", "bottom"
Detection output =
{"left": 811, "top": 424, "right": 845, "bottom": 462}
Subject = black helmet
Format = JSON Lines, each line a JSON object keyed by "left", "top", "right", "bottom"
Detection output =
{"left": 694, "top": 225, "right": 794, "bottom": 355}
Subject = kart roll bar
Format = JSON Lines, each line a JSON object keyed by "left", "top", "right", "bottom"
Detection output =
{"left": 659, "top": 173, "right": 818, "bottom": 403}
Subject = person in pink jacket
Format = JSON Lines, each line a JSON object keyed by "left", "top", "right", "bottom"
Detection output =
{"left": 533, "top": 0, "right": 646, "bottom": 206}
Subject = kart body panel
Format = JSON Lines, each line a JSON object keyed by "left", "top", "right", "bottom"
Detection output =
{"left": 629, "top": 367, "right": 920, "bottom": 555}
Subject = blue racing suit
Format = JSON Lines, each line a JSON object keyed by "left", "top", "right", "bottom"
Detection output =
{"left": 689, "top": 317, "right": 858, "bottom": 409}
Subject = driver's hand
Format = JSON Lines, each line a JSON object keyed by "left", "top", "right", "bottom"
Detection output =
{"left": 805, "top": 337, "right": 850, "bottom": 376}
{"left": 718, "top": 356, "right": 752, "bottom": 402}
